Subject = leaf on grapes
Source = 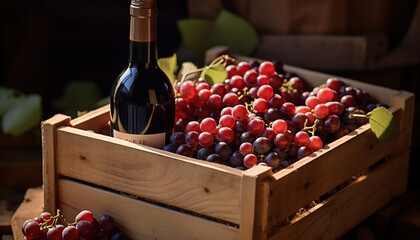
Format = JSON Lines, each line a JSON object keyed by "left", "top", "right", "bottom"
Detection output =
{"left": 2, "top": 94, "right": 42, "bottom": 136}
{"left": 200, "top": 63, "right": 227, "bottom": 85}
{"left": 210, "top": 10, "right": 259, "bottom": 56}
{"left": 0, "top": 87, "right": 24, "bottom": 117}
{"left": 177, "top": 19, "right": 214, "bottom": 55}
{"left": 369, "top": 107, "right": 399, "bottom": 141}
{"left": 178, "top": 62, "right": 198, "bottom": 82}
{"left": 158, "top": 53, "right": 178, "bottom": 84}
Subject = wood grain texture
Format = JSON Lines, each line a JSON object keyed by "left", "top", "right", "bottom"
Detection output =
{"left": 59, "top": 179, "right": 239, "bottom": 240}
{"left": 41, "top": 114, "right": 71, "bottom": 212}
{"left": 239, "top": 166, "right": 273, "bottom": 240}
{"left": 266, "top": 122, "right": 401, "bottom": 231}
{"left": 56, "top": 127, "right": 243, "bottom": 224}
{"left": 269, "top": 150, "right": 410, "bottom": 240}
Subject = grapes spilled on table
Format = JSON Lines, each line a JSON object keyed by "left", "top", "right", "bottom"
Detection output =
{"left": 164, "top": 58, "right": 387, "bottom": 172}
{"left": 21, "top": 209, "right": 129, "bottom": 240}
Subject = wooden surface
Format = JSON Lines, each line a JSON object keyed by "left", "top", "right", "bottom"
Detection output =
{"left": 11, "top": 187, "right": 44, "bottom": 240}
{"left": 55, "top": 126, "right": 243, "bottom": 224}
{"left": 59, "top": 179, "right": 239, "bottom": 240}
{"left": 269, "top": 150, "right": 410, "bottom": 240}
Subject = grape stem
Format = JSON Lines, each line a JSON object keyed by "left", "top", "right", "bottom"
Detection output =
{"left": 349, "top": 113, "right": 369, "bottom": 119}
{"left": 302, "top": 119, "right": 319, "bottom": 136}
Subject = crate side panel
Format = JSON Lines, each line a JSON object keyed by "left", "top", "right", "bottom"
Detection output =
{"left": 70, "top": 105, "right": 110, "bottom": 132}
{"left": 267, "top": 123, "right": 400, "bottom": 230}
{"left": 268, "top": 150, "right": 410, "bottom": 240}
{"left": 56, "top": 127, "right": 243, "bottom": 224}
{"left": 58, "top": 179, "right": 239, "bottom": 240}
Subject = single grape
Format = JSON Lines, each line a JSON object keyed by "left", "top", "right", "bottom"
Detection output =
{"left": 289, "top": 76, "right": 304, "bottom": 90}
{"left": 197, "top": 147, "right": 214, "bottom": 160}
{"left": 217, "top": 127, "right": 235, "bottom": 143}
{"left": 279, "top": 102, "right": 295, "bottom": 119}
{"left": 265, "top": 108, "right": 281, "bottom": 122}
{"left": 274, "top": 133, "right": 290, "bottom": 149}
{"left": 175, "top": 98, "right": 188, "bottom": 119}
{"left": 206, "top": 153, "right": 224, "bottom": 164}
{"left": 244, "top": 69, "right": 258, "bottom": 87}
{"left": 239, "top": 142, "right": 254, "bottom": 155}
{"left": 264, "top": 152, "right": 281, "bottom": 168}
{"left": 46, "top": 226, "right": 63, "bottom": 240}
{"left": 257, "top": 85, "right": 274, "bottom": 101}
{"left": 185, "top": 121, "right": 200, "bottom": 133}
{"left": 268, "top": 94, "right": 285, "bottom": 109}
{"left": 223, "top": 93, "right": 239, "bottom": 107}
{"left": 179, "top": 80, "right": 196, "bottom": 99}
{"left": 229, "top": 75, "right": 245, "bottom": 90}
{"left": 248, "top": 86, "right": 259, "bottom": 99}
{"left": 326, "top": 77, "right": 344, "bottom": 91}
{"left": 185, "top": 131, "right": 199, "bottom": 147}
{"left": 317, "top": 87, "right": 335, "bottom": 103}
{"left": 325, "top": 101, "right": 345, "bottom": 115}
{"left": 247, "top": 118, "right": 265, "bottom": 135}
{"left": 237, "top": 61, "right": 252, "bottom": 76}
{"left": 261, "top": 128, "right": 276, "bottom": 142}
{"left": 243, "top": 154, "right": 258, "bottom": 168}
{"left": 220, "top": 107, "right": 232, "bottom": 116}
{"left": 297, "top": 146, "right": 312, "bottom": 159}
{"left": 295, "top": 106, "right": 311, "bottom": 114}
{"left": 214, "top": 142, "right": 233, "bottom": 161}
{"left": 341, "top": 95, "right": 356, "bottom": 108}
{"left": 252, "top": 98, "right": 268, "bottom": 113}
{"left": 163, "top": 144, "right": 177, "bottom": 153}
{"left": 196, "top": 82, "right": 211, "bottom": 92}
{"left": 76, "top": 220, "right": 93, "bottom": 238}
{"left": 257, "top": 75, "right": 270, "bottom": 86}
{"left": 198, "top": 132, "right": 213, "bottom": 147}
{"left": 294, "top": 131, "right": 310, "bottom": 147}
{"left": 62, "top": 226, "right": 79, "bottom": 240}
{"left": 324, "top": 115, "right": 341, "bottom": 133}
{"left": 176, "top": 144, "right": 194, "bottom": 157}
{"left": 259, "top": 61, "right": 275, "bottom": 76}
{"left": 24, "top": 221, "right": 41, "bottom": 239}
{"left": 198, "top": 89, "right": 212, "bottom": 102}
{"left": 305, "top": 96, "right": 321, "bottom": 109}
{"left": 226, "top": 65, "right": 239, "bottom": 79}
{"left": 253, "top": 137, "right": 271, "bottom": 154}
{"left": 291, "top": 112, "right": 309, "bottom": 130}
{"left": 211, "top": 83, "right": 226, "bottom": 97}
{"left": 308, "top": 136, "right": 323, "bottom": 152}
{"left": 272, "top": 119, "right": 287, "bottom": 134}
{"left": 269, "top": 75, "right": 283, "bottom": 89}
{"left": 240, "top": 131, "right": 257, "bottom": 143}
{"left": 174, "top": 118, "right": 188, "bottom": 132}
{"left": 229, "top": 151, "right": 245, "bottom": 167}
{"left": 170, "top": 132, "right": 186, "bottom": 147}
{"left": 232, "top": 105, "right": 248, "bottom": 121}
{"left": 313, "top": 103, "right": 329, "bottom": 119}
{"left": 207, "top": 94, "right": 223, "bottom": 109}
{"left": 200, "top": 118, "right": 217, "bottom": 134}
{"left": 98, "top": 215, "right": 116, "bottom": 233}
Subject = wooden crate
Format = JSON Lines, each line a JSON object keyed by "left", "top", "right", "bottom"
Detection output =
{"left": 41, "top": 64, "right": 414, "bottom": 240}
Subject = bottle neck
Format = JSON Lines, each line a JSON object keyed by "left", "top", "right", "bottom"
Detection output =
{"left": 129, "top": 2, "right": 157, "bottom": 65}
{"left": 129, "top": 41, "right": 158, "bottom": 65}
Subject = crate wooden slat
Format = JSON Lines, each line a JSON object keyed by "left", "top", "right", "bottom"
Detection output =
{"left": 42, "top": 62, "right": 414, "bottom": 239}
{"left": 58, "top": 179, "right": 239, "bottom": 240}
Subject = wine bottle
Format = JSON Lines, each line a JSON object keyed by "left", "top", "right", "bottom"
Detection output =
{"left": 110, "top": 0, "right": 175, "bottom": 148}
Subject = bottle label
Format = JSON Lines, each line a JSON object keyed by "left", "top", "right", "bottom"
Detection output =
{"left": 113, "top": 130, "right": 165, "bottom": 149}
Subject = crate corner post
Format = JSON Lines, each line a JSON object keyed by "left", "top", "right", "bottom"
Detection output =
{"left": 41, "top": 114, "right": 71, "bottom": 213}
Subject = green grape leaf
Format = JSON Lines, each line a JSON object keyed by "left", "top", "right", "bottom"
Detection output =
{"left": 210, "top": 10, "right": 259, "bottom": 56}
{"left": 177, "top": 19, "right": 215, "bottom": 55}
{"left": 178, "top": 61, "right": 198, "bottom": 82}
{"left": 158, "top": 53, "right": 178, "bottom": 84}
{"left": 369, "top": 107, "right": 399, "bottom": 141}
{"left": 2, "top": 94, "right": 42, "bottom": 136}
{"left": 0, "top": 87, "right": 24, "bottom": 117}
{"left": 200, "top": 63, "right": 227, "bottom": 85}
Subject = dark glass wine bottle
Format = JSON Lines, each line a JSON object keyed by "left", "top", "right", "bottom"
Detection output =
{"left": 110, "top": 0, "right": 175, "bottom": 148}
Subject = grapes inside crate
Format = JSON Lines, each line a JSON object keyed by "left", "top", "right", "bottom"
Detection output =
{"left": 42, "top": 57, "right": 414, "bottom": 240}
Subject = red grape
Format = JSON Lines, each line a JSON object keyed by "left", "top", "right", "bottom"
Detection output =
{"left": 239, "top": 142, "right": 254, "bottom": 155}
{"left": 232, "top": 105, "right": 248, "bottom": 121}
{"left": 208, "top": 94, "right": 223, "bottom": 109}
{"left": 185, "top": 131, "right": 199, "bottom": 147}
{"left": 297, "top": 146, "right": 312, "bottom": 159}
{"left": 305, "top": 96, "right": 321, "bottom": 109}
{"left": 253, "top": 137, "right": 271, "bottom": 154}
{"left": 294, "top": 131, "right": 310, "bottom": 147}
{"left": 274, "top": 133, "right": 290, "bottom": 149}
{"left": 314, "top": 103, "right": 329, "bottom": 119}
{"left": 243, "top": 69, "right": 258, "bottom": 87}
{"left": 257, "top": 75, "right": 270, "bottom": 86}
{"left": 200, "top": 118, "right": 217, "bottom": 134}
{"left": 219, "top": 115, "right": 235, "bottom": 128}
{"left": 308, "top": 136, "right": 323, "bottom": 151}
{"left": 259, "top": 61, "right": 275, "bottom": 76}
{"left": 98, "top": 215, "right": 115, "bottom": 233}
{"left": 223, "top": 92, "right": 239, "bottom": 107}
{"left": 179, "top": 80, "right": 196, "bottom": 99}
{"left": 247, "top": 118, "right": 265, "bottom": 135}
{"left": 229, "top": 75, "right": 245, "bottom": 90}
{"left": 243, "top": 154, "right": 258, "bottom": 168}
{"left": 257, "top": 85, "right": 274, "bottom": 101}
{"left": 211, "top": 83, "right": 226, "bottom": 97}
{"left": 217, "top": 127, "right": 235, "bottom": 143}
{"left": 317, "top": 87, "right": 335, "bottom": 103}
{"left": 185, "top": 121, "right": 200, "bottom": 133}
{"left": 237, "top": 62, "right": 252, "bottom": 76}
{"left": 253, "top": 98, "right": 268, "bottom": 113}
{"left": 198, "top": 132, "right": 213, "bottom": 147}
{"left": 326, "top": 77, "right": 344, "bottom": 90}
{"left": 269, "top": 75, "right": 283, "bottom": 89}
{"left": 24, "top": 221, "right": 41, "bottom": 239}
{"left": 198, "top": 89, "right": 212, "bottom": 102}
{"left": 226, "top": 65, "right": 239, "bottom": 79}
{"left": 272, "top": 119, "right": 287, "bottom": 134}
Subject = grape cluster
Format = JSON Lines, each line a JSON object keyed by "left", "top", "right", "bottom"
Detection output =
{"left": 164, "top": 59, "right": 384, "bottom": 172}
{"left": 21, "top": 209, "right": 129, "bottom": 240}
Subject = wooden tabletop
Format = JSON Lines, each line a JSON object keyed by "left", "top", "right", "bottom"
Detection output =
{"left": 10, "top": 187, "right": 43, "bottom": 240}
